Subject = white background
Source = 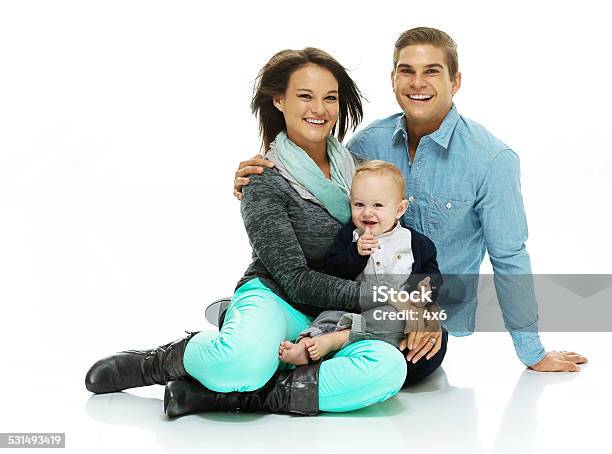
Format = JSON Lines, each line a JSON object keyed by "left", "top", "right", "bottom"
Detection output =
{"left": 1, "top": 1, "right": 611, "bottom": 453}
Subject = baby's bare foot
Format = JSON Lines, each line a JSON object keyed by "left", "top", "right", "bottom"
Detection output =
{"left": 307, "top": 330, "right": 349, "bottom": 361}
{"left": 279, "top": 339, "right": 310, "bottom": 366}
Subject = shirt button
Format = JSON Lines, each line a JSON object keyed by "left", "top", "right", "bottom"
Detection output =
{"left": 408, "top": 196, "right": 414, "bottom": 202}
{"left": 377, "top": 245, "right": 382, "bottom": 249}
{"left": 376, "top": 261, "right": 381, "bottom": 266}
{"left": 397, "top": 255, "right": 401, "bottom": 260}
{"left": 446, "top": 202, "right": 452, "bottom": 209}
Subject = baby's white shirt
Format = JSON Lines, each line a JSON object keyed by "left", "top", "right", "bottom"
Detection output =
{"left": 352, "top": 222, "right": 414, "bottom": 289}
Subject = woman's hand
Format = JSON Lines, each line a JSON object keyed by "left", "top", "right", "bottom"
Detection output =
{"left": 233, "top": 154, "right": 275, "bottom": 200}
{"left": 357, "top": 226, "right": 379, "bottom": 256}
{"left": 409, "top": 276, "right": 431, "bottom": 306}
{"left": 399, "top": 303, "right": 443, "bottom": 363}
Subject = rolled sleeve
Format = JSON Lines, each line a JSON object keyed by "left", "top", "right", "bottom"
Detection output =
{"left": 510, "top": 329, "right": 546, "bottom": 366}
{"left": 476, "top": 149, "right": 544, "bottom": 364}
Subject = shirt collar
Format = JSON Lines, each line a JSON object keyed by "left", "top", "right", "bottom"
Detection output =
{"left": 392, "top": 114, "right": 408, "bottom": 143}
{"left": 428, "top": 104, "right": 460, "bottom": 150}
{"left": 391, "top": 104, "right": 461, "bottom": 151}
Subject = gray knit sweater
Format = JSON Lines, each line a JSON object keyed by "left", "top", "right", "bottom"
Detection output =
{"left": 236, "top": 168, "right": 375, "bottom": 316}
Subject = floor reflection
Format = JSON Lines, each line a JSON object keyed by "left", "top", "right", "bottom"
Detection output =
{"left": 493, "top": 368, "right": 580, "bottom": 453}
{"left": 85, "top": 365, "right": 582, "bottom": 453}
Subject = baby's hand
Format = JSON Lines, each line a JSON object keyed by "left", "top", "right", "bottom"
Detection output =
{"left": 357, "top": 226, "right": 379, "bottom": 256}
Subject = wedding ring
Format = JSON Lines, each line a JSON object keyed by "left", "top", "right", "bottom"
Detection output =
{"left": 428, "top": 337, "right": 436, "bottom": 345}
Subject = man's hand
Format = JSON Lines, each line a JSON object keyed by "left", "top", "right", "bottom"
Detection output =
{"left": 233, "top": 154, "right": 275, "bottom": 201}
{"left": 528, "top": 350, "right": 588, "bottom": 372}
{"left": 357, "top": 226, "right": 379, "bottom": 256}
{"left": 399, "top": 303, "right": 443, "bottom": 363}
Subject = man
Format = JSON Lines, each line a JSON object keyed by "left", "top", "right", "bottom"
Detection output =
{"left": 233, "top": 27, "right": 586, "bottom": 372}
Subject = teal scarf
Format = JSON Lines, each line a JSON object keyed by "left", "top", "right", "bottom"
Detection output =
{"left": 273, "top": 131, "right": 354, "bottom": 224}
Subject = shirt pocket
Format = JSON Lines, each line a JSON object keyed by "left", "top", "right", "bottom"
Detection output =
{"left": 425, "top": 193, "right": 474, "bottom": 243}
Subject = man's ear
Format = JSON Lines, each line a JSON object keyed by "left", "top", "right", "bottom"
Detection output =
{"left": 390, "top": 69, "right": 396, "bottom": 92}
{"left": 273, "top": 97, "right": 284, "bottom": 112}
{"left": 451, "top": 72, "right": 462, "bottom": 97}
{"left": 397, "top": 199, "right": 409, "bottom": 219}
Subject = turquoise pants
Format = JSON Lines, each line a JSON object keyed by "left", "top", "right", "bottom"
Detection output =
{"left": 183, "top": 278, "right": 407, "bottom": 412}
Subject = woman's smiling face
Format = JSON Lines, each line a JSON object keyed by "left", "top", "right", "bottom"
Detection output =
{"left": 273, "top": 64, "right": 339, "bottom": 152}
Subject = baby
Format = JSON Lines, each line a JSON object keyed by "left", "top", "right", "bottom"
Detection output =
{"left": 279, "top": 160, "right": 442, "bottom": 365}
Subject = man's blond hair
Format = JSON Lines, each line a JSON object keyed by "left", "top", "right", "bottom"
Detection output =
{"left": 353, "top": 160, "right": 406, "bottom": 199}
{"left": 393, "top": 27, "right": 459, "bottom": 81}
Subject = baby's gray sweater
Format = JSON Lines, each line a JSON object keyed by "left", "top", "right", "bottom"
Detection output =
{"left": 236, "top": 168, "right": 376, "bottom": 317}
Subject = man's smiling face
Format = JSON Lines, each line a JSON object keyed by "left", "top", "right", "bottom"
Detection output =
{"left": 391, "top": 44, "right": 461, "bottom": 128}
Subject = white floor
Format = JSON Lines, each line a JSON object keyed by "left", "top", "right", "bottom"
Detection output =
{"left": 1, "top": 322, "right": 606, "bottom": 454}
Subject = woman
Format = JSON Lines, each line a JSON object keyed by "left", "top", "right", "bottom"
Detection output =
{"left": 86, "top": 48, "right": 443, "bottom": 416}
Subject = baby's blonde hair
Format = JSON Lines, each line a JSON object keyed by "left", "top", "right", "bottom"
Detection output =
{"left": 353, "top": 160, "right": 406, "bottom": 198}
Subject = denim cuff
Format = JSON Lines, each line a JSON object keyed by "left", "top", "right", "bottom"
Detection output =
{"left": 510, "top": 329, "right": 546, "bottom": 366}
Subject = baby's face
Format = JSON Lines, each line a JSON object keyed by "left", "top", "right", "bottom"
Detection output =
{"left": 350, "top": 173, "right": 407, "bottom": 236}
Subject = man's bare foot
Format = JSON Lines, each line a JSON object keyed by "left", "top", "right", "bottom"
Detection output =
{"left": 307, "top": 330, "right": 350, "bottom": 361}
{"left": 279, "top": 338, "right": 311, "bottom": 366}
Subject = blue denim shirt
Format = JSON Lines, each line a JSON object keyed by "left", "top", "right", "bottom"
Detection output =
{"left": 346, "top": 105, "right": 546, "bottom": 366}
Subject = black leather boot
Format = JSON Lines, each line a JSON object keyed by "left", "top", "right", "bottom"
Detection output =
{"left": 85, "top": 331, "right": 199, "bottom": 394}
{"left": 164, "top": 362, "right": 321, "bottom": 417}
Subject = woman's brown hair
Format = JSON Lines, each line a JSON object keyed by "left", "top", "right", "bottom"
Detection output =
{"left": 251, "top": 47, "right": 364, "bottom": 151}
